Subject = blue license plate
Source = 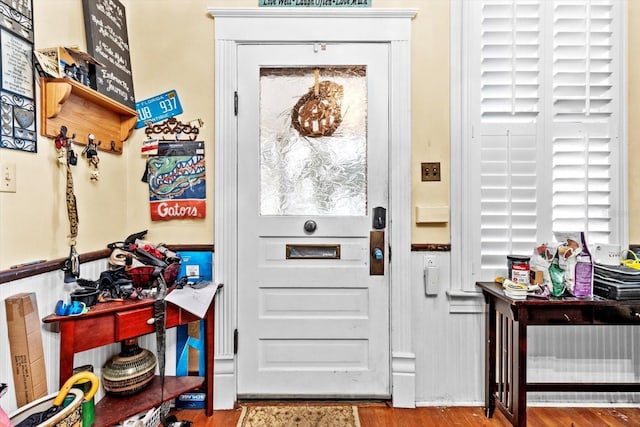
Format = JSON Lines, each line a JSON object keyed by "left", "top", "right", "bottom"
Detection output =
{"left": 135, "top": 90, "right": 183, "bottom": 128}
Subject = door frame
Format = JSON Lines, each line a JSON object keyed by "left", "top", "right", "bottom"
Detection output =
{"left": 208, "top": 7, "right": 418, "bottom": 409}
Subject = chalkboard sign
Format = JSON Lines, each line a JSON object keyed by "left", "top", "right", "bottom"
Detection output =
{"left": 82, "top": 0, "right": 135, "bottom": 109}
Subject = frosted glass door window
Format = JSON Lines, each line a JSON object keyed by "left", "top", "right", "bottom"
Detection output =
{"left": 260, "top": 67, "right": 367, "bottom": 216}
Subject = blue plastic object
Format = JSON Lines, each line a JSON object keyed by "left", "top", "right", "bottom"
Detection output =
{"left": 55, "top": 300, "right": 87, "bottom": 316}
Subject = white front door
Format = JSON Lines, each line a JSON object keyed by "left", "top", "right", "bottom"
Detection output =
{"left": 236, "top": 43, "right": 390, "bottom": 398}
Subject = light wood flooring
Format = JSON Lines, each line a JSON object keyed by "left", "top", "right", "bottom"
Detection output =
{"left": 170, "top": 402, "right": 640, "bottom": 426}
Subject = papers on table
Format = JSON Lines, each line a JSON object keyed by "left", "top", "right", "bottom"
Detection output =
{"left": 165, "top": 282, "right": 221, "bottom": 318}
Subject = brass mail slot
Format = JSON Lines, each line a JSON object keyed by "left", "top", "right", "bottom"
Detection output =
{"left": 286, "top": 244, "right": 341, "bottom": 259}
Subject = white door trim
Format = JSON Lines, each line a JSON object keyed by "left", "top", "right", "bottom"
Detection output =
{"left": 208, "top": 7, "right": 418, "bottom": 409}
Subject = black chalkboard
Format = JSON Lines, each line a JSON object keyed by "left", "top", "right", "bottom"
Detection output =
{"left": 82, "top": 0, "right": 135, "bottom": 109}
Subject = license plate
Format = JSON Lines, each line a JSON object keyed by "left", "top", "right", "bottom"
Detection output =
{"left": 135, "top": 90, "right": 183, "bottom": 128}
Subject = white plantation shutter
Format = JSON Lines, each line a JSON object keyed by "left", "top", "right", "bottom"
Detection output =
{"left": 479, "top": 0, "right": 540, "bottom": 123}
{"left": 472, "top": 0, "right": 542, "bottom": 280}
{"left": 460, "top": 0, "right": 623, "bottom": 287}
{"left": 550, "top": 0, "right": 619, "bottom": 243}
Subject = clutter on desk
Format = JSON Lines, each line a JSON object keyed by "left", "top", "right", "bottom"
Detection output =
{"left": 499, "top": 231, "right": 596, "bottom": 300}
{"left": 501, "top": 279, "right": 550, "bottom": 300}
{"left": 529, "top": 231, "right": 594, "bottom": 297}
{"left": 54, "top": 230, "right": 181, "bottom": 316}
{"left": 500, "top": 233, "right": 640, "bottom": 300}
{"left": 593, "top": 259, "right": 640, "bottom": 300}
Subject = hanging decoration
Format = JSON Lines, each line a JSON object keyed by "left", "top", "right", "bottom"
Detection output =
{"left": 291, "top": 68, "right": 344, "bottom": 138}
{"left": 82, "top": 134, "right": 100, "bottom": 180}
{"left": 143, "top": 118, "right": 206, "bottom": 221}
{"left": 54, "top": 126, "right": 80, "bottom": 282}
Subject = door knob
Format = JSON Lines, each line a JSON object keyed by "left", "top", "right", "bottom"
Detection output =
{"left": 372, "top": 247, "right": 383, "bottom": 261}
{"left": 304, "top": 220, "right": 317, "bottom": 233}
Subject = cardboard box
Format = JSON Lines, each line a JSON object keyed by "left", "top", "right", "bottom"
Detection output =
{"left": 174, "top": 388, "right": 207, "bottom": 410}
{"left": 177, "top": 251, "right": 213, "bottom": 283}
{"left": 4, "top": 293, "right": 48, "bottom": 407}
{"left": 34, "top": 46, "right": 102, "bottom": 88}
{"left": 175, "top": 252, "right": 212, "bottom": 376}
{"left": 530, "top": 268, "right": 544, "bottom": 285}
{"left": 176, "top": 321, "right": 204, "bottom": 376}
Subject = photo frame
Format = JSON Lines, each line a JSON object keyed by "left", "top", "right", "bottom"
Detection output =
{"left": 0, "top": 0, "right": 35, "bottom": 153}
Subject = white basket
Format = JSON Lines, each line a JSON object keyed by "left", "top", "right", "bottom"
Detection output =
{"left": 120, "top": 400, "right": 171, "bottom": 427}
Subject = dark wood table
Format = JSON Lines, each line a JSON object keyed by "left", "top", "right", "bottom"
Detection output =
{"left": 476, "top": 281, "right": 640, "bottom": 427}
{"left": 42, "top": 291, "right": 216, "bottom": 426}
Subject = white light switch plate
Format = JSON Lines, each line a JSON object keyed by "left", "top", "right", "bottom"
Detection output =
{"left": 1, "top": 163, "right": 16, "bottom": 192}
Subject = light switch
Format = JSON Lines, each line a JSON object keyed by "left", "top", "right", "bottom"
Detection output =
{"left": 1, "top": 163, "right": 16, "bottom": 193}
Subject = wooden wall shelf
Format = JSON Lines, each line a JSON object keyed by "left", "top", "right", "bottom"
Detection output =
{"left": 39, "top": 77, "right": 138, "bottom": 154}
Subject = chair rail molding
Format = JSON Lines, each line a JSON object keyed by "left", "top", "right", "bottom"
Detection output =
{"left": 208, "top": 7, "right": 417, "bottom": 409}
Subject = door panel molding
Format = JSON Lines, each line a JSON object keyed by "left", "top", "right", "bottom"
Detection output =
{"left": 209, "top": 7, "right": 417, "bottom": 409}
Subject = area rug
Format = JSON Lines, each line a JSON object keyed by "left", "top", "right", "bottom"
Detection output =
{"left": 236, "top": 405, "right": 361, "bottom": 427}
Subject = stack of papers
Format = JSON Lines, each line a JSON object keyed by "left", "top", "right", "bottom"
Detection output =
{"left": 503, "top": 281, "right": 529, "bottom": 300}
{"left": 164, "top": 282, "right": 221, "bottom": 318}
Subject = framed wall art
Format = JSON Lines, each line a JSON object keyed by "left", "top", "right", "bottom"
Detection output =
{"left": 0, "top": 0, "right": 36, "bottom": 153}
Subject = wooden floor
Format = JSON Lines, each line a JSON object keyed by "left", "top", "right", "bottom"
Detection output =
{"left": 170, "top": 402, "right": 640, "bottom": 426}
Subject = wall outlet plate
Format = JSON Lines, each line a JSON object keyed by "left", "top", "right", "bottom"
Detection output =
{"left": 421, "top": 162, "right": 441, "bottom": 181}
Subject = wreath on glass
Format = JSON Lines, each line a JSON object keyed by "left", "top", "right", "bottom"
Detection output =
{"left": 291, "top": 69, "right": 344, "bottom": 138}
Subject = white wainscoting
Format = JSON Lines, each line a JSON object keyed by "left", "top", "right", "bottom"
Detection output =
{"left": 0, "top": 259, "right": 177, "bottom": 414}
{"left": 412, "top": 251, "right": 640, "bottom": 406}
{"left": 1, "top": 255, "right": 638, "bottom": 413}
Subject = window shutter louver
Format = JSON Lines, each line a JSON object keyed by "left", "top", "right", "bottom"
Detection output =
{"left": 480, "top": 1, "right": 541, "bottom": 123}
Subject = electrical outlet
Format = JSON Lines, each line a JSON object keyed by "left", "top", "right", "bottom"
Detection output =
{"left": 0, "top": 163, "right": 16, "bottom": 193}
{"left": 421, "top": 162, "right": 441, "bottom": 181}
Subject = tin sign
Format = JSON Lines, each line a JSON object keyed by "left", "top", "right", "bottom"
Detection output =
{"left": 135, "top": 89, "right": 183, "bottom": 128}
{"left": 260, "top": 0, "right": 370, "bottom": 7}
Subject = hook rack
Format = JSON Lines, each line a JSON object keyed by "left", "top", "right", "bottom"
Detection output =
{"left": 144, "top": 117, "right": 203, "bottom": 141}
{"left": 40, "top": 78, "right": 137, "bottom": 155}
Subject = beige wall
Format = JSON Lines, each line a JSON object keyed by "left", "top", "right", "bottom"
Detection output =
{"left": 0, "top": 1, "right": 216, "bottom": 270}
{"left": 0, "top": 0, "right": 636, "bottom": 270}
{"left": 0, "top": 1, "right": 131, "bottom": 270}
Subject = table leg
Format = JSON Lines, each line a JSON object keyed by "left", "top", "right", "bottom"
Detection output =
{"left": 512, "top": 312, "right": 527, "bottom": 427}
{"left": 58, "top": 321, "right": 76, "bottom": 387}
{"left": 485, "top": 295, "right": 496, "bottom": 418}
{"left": 205, "top": 302, "right": 215, "bottom": 416}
